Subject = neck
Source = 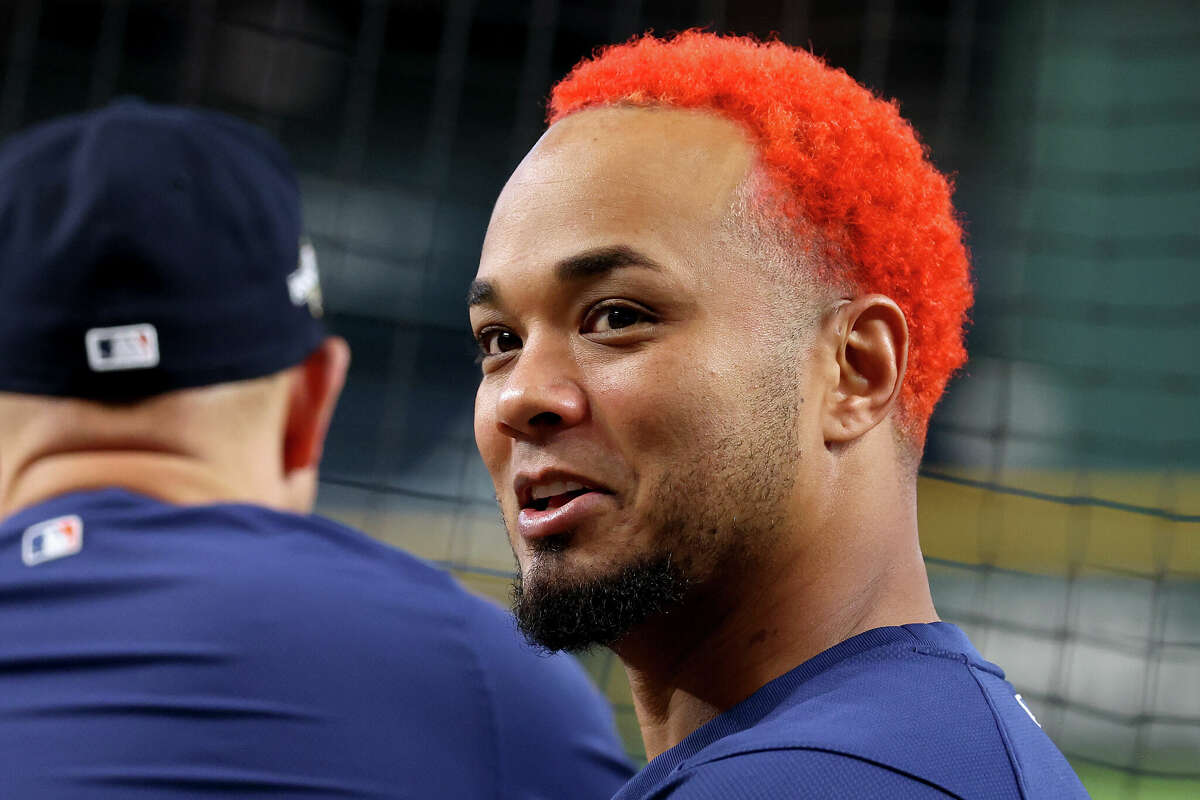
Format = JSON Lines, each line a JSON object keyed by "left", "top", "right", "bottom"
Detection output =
{"left": 0, "top": 451, "right": 285, "bottom": 518}
{"left": 615, "top": 491, "right": 936, "bottom": 761}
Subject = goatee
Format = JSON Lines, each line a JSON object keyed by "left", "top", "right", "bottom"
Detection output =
{"left": 512, "top": 553, "right": 690, "bottom": 653}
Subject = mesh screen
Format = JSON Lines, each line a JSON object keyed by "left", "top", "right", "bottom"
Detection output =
{"left": 3, "top": 1, "right": 1197, "bottom": 796}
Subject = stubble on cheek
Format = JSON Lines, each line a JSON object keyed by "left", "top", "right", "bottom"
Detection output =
{"left": 651, "top": 358, "right": 802, "bottom": 577}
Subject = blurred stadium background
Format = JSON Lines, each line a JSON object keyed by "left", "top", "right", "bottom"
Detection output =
{"left": 3, "top": 1, "right": 1197, "bottom": 797}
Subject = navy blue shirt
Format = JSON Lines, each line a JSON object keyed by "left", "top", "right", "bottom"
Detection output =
{"left": 614, "top": 623, "right": 1088, "bottom": 799}
{"left": 0, "top": 489, "right": 633, "bottom": 798}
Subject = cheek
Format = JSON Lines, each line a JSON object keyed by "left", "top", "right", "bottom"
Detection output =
{"left": 590, "top": 354, "right": 717, "bottom": 459}
{"left": 473, "top": 384, "right": 507, "bottom": 480}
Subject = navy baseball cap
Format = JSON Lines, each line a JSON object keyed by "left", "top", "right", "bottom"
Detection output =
{"left": 0, "top": 99, "right": 326, "bottom": 401}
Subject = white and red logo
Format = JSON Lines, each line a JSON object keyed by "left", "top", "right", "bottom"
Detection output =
{"left": 85, "top": 323, "right": 159, "bottom": 372}
{"left": 22, "top": 515, "right": 84, "bottom": 566}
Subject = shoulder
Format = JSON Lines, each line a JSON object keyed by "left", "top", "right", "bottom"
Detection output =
{"left": 176, "top": 502, "right": 467, "bottom": 597}
{"left": 682, "top": 640, "right": 1023, "bottom": 798}
{"left": 275, "top": 514, "right": 635, "bottom": 794}
{"left": 172, "top": 504, "right": 637, "bottom": 792}
{"left": 465, "top": 596, "right": 616, "bottom": 728}
{"left": 460, "top": 599, "right": 636, "bottom": 794}
{"left": 682, "top": 635, "right": 1087, "bottom": 800}
{"left": 635, "top": 749, "right": 958, "bottom": 799}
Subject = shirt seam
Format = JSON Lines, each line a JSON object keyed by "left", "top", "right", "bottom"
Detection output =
{"left": 684, "top": 745, "right": 966, "bottom": 799}
{"left": 907, "top": 643, "right": 1005, "bottom": 679}
{"left": 965, "top": 663, "right": 1031, "bottom": 800}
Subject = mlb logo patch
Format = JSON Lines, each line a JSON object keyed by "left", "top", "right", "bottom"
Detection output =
{"left": 85, "top": 323, "right": 159, "bottom": 372}
{"left": 22, "top": 515, "right": 84, "bottom": 567}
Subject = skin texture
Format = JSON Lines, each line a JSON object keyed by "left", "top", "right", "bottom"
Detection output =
{"left": 471, "top": 107, "right": 938, "bottom": 760}
{"left": 0, "top": 337, "right": 349, "bottom": 518}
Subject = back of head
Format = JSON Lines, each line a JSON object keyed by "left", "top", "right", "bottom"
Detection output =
{"left": 0, "top": 99, "right": 324, "bottom": 400}
{"left": 548, "top": 31, "right": 973, "bottom": 445}
{"left": 0, "top": 101, "right": 333, "bottom": 513}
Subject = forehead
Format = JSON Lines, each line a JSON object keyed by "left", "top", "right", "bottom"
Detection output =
{"left": 477, "top": 107, "right": 755, "bottom": 282}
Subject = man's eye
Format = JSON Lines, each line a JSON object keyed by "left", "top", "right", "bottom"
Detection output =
{"left": 478, "top": 328, "right": 522, "bottom": 356}
{"left": 587, "top": 304, "right": 652, "bottom": 333}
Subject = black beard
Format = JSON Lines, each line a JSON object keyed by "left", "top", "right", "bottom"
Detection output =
{"left": 512, "top": 552, "right": 690, "bottom": 653}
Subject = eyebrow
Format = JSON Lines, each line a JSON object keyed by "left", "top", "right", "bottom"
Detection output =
{"left": 467, "top": 245, "right": 663, "bottom": 308}
{"left": 466, "top": 280, "right": 495, "bottom": 307}
{"left": 555, "top": 245, "right": 663, "bottom": 282}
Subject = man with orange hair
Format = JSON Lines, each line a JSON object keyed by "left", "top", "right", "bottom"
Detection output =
{"left": 469, "top": 31, "right": 1088, "bottom": 798}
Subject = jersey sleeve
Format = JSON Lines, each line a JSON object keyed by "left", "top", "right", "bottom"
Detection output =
{"left": 647, "top": 749, "right": 959, "bottom": 800}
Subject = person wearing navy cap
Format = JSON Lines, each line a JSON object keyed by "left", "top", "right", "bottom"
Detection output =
{"left": 0, "top": 101, "right": 633, "bottom": 798}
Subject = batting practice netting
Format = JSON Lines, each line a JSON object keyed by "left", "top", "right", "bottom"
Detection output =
{"left": 3, "top": 1, "right": 1196, "bottom": 797}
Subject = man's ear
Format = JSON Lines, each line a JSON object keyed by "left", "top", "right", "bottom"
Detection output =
{"left": 822, "top": 295, "right": 908, "bottom": 445}
{"left": 282, "top": 336, "right": 351, "bottom": 477}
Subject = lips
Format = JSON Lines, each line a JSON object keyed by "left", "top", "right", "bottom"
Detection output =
{"left": 523, "top": 480, "right": 593, "bottom": 511}
{"left": 514, "top": 471, "right": 614, "bottom": 541}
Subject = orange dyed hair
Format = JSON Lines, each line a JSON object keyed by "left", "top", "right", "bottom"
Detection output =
{"left": 548, "top": 31, "right": 972, "bottom": 443}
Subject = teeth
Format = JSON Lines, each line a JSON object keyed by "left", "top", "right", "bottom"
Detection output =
{"left": 530, "top": 480, "right": 587, "bottom": 501}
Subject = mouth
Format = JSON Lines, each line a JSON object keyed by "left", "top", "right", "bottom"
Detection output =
{"left": 513, "top": 474, "right": 615, "bottom": 541}
{"left": 520, "top": 480, "right": 603, "bottom": 512}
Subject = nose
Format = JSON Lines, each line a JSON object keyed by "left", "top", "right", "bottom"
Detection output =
{"left": 495, "top": 343, "right": 588, "bottom": 441}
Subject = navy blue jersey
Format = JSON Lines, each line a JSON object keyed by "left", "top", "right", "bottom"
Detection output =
{"left": 614, "top": 623, "right": 1088, "bottom": 799}
{"left": 0, "top": 489, "right": 633, "bottom": 798}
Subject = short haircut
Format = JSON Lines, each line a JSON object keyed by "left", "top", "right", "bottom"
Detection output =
{"left": 548, "top": 31, "right": 973, "bottom": 443}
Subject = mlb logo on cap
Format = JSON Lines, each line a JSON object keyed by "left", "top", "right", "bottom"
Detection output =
{"left": 85, "top": 324, "right": 160, "bottom": 372}
{"left": 22, "top": 515, "right": 84, "bottom": 566}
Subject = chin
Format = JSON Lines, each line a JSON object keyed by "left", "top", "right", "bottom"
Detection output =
{"left": 520, "top": 532, "right": 628, "bottom": 588}
{"left": 511, "top": 549, "right": 691, "bottom": 654}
